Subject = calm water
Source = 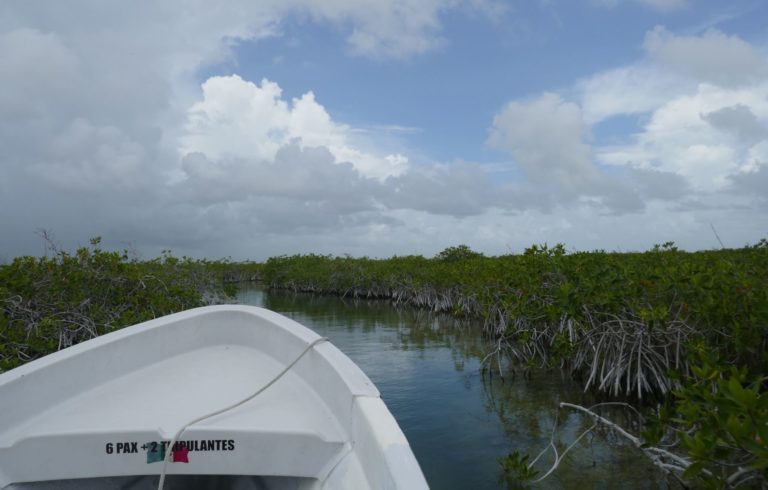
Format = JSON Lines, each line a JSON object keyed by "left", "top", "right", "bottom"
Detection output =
{"left": 237, "top": 286, "right": 673, "bottom": 489}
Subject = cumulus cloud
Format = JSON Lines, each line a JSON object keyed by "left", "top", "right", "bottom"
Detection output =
{"left": 579, "top": 27, "right": 768, "bottom": 121}
{"left": 643, "top": 26, "right": 768, "bottom": 88}
{"left": 177, "top": 146, "right": 516, "bottom": 221}
{"left": 576, "top": 63, "right": 691, "bottom": 124}
{"left": 623, "top": 167, "right": 690, "bottom": 200}
{"left": 701, "top": 105, "right": 768, "bottom": 146}
{"left": 177, "top": 143, "right": 380, "bottom": 210}
{"left": 380, "top": 161, "right": 503, "bottom": 216}
{"left": 491, "top": 25, "right": 768, "bottom": 217}
{"left": 169, "top": 74, "right": 548, "bottom": 241}
{"left": 575, "top": 26, "right": 768, "bottom": 199}
{"left": 489, "top": 93, "right": 601, "bottom": 192}
{"left": 487, "top": 93, "right": 659, "bottom": 213}
{"left": 578, "top": 28, "right": 768, "bottom": 127}
{"left": 0, "top": 0, "right": 504, "bottom": 258}
{"left": 1, "top": 0, "right": 765, "bottom": 260}
{"left": 0, "top": 5, "right": 512, "bottom": 257}
{"left": 179, "top": 75, "right": 408, "bottom": 179}
{"left": 728, "top": 162, "right": 768, "bottom": 206}
{"left": 597, "top": 82, "right": 768, "bottom": 191}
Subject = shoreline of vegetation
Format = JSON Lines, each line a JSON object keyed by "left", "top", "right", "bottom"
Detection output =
{"left": 1, "top": 239, "right": 766, "bottom": 487}
{"left": 262, "top": 243, "right": 767, "bottom": 392}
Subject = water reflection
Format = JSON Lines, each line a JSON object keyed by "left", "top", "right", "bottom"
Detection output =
{"left": 236, "top": 286, "right": 677, "bottom": 489}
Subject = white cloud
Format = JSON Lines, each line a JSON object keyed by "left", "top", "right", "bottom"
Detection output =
{"left": 643, "top": 26, "right": 768, "bottom": 88}
{"left": 289, "top": 0, "right": 505, "bottom": 59}
{"left": 172, "top": 74, "right": 536, "bottom": 234}
{"left": 487, "top": 93, "right": 657, "bottom": 213}
{"left": 179, "top": 75, "right": 408, "bottom": 179}
{"left": 598, "top": 83, "right": 768, "bottom": 191}
{"left": 729, "top": 159, "right": 768, "bottom": 207}
{"left": 743, "top": 141, "right": 768, "bottom": 173}
{"left": 575, "top": 26, "right": 768, "bottom": 196}
{"left": 591, "top": 0, "right": 688, "bottom": 13}
{"left": 701, "top": 104, "right": 768, "bottom": 146}
{"left": 489, "top": 93, "right": 607, "bottom": 194}
{"left": 178, "top": 144, "right": 377, "bottom": 206}
{"left": 489, "top": 24, "right": 768, "bottom": 225}
{"left": 623, "top": 167, "right": 690, "bottom": 200}
{"left": 0, "top": 1, "right": 766, "bottom": 262}
{"left": 305, "top": 0, "right": 446, "bottom": 58}
{"left": 0, "top": 0, "right": 492, "bottom": 258}
{"left": 175, "top": 142, "right": 386, "bottom": 233}
{"left": 579, "top": 27, "right": 768, "bottom": 124}
{"left": 381, "top": 161, "right": 501, "bottom": 216}
{"left": 576, "top": 63, "right": 691, "bottom": 124}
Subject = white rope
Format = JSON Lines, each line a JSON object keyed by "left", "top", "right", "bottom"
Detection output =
{"left": 157, "top": 337, "right": 329, "bottom": 489}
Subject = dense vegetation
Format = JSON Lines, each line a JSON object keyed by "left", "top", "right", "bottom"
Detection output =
{"left": 262, "top": 242, "right": 768, "bottom": 488}
{"left": 0, "top": 237, "right": 236, "bottom": 372}
{"left": 262, "top": 243, "right": 767, "bottom": 389}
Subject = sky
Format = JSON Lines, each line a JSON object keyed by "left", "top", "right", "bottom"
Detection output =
{"left": 0, "top": 0, "right": 767, "bottom": 261}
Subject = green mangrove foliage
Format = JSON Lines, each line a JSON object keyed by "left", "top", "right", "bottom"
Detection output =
{"left": 646, "top": 358, "right": 768, "bottom": 488}
{"left": 208, "top": 260, "right": 263, "bottom": 283}
{"left": 0, "top": 238, "right": 235, "bottom": 372}
{"left": 262, "top": 243, "right": 767, "bottom": 396}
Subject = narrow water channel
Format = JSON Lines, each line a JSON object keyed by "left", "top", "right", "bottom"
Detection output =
{"left": 237, "top": 285, "right": 673, "bottom": 489}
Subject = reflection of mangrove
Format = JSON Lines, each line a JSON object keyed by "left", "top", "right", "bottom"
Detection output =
{"left": 261, "top": 288, "right": 485, "bottom": 347}
{"left": 251, "top": 286, "right": 495, "bottom": 369}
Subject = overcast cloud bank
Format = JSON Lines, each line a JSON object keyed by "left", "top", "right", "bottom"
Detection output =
{"left": 0, "top": 1, "right": 766, "bottom": 260}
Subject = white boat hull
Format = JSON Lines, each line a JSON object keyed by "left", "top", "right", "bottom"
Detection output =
{"left": 0, "top": 306, "right": 429, "bottom": 489}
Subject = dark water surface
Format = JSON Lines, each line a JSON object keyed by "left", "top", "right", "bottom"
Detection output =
{"left": 237, "top": 286, "right": 673, "bottom": 489}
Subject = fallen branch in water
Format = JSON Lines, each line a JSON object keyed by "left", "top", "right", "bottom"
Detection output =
{"left": 544, "top": 402, "right": 761, "bottom": 489}
{"left": 522, "top": 402, "right": 695, "bottom": 488}
{"left": 558, "top": 403, "right": 691, "bottom": 479}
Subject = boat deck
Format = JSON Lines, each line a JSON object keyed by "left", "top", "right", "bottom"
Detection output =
{"left": 0, "top": 306, "right": 428, "bottom": 489}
